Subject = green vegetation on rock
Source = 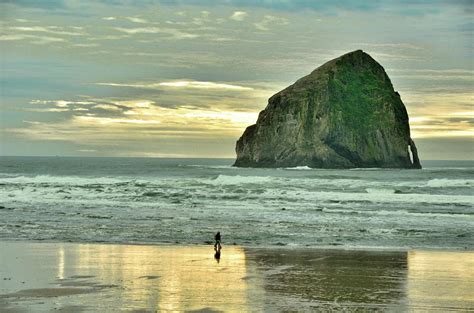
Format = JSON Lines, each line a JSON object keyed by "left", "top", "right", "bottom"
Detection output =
{"left": 234, "top": 50, "right": 421, "bottom": 169}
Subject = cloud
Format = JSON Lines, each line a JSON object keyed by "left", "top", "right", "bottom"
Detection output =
{"left": 0, "top": 34, "right": 66, "bottom": 44}
{"left": 400, "top": 90, "right": 474, "bottom": 139}
{"left": 77, "top": 149, "right": 96, "bottom": 152}
{"left": 2, "top": 0, "right": 472, "bottom": 159}
{"left": 230, "top": 11, "right": 248, "bottom": 21}
{"left": 10, "top": 90, "right": 262, "bottom": 156}
{"left": 119, "top": 51, "right": 220, "bottom": 68}
{"left": 410, "top": 115, "right": 474, "bottom": 138}
{"left": 76, "top": 115, "right": 162, "bottom": 125}
{"left": 159, "top": 81, "right": 253, "bottom": 90}
{"left": 388, "top": 68, "right": 474, "bottom": 81}
{"left": 92, "top": 79, "right": 273, "bottom": 112}
{"left": 9, "top": 26, "right": 85, "bottom": 36}
{"left": 402, "top": 91, "right": 473, "bottom": 112}
{"left": 411, "top": 127, "right": 474, "bottom": 139}
{"left": 112, "top": 26, "right": 161, "bottom": 34}
{"left": 0, "top": 0, "right": 66, "bottom": 10}
{"left": 391, "top": 69, "right": 474, "bottom": 75}
{"left": 7, "top": 101, "right": 258, "bottom": 152}
{"left": 125, "top": 17, "right": 148, "bottom": 24}
{"left": 93, "top": 104, "right": 123, "bottom": 112}
{"left": 355, "top": 43, "right": 423, "bottom": 50}
{"left": 450, "top": 111, "right": 474, "bottom": 117}
{"left": 28, "top": 90, "right": 470, "bottom": 146}
{"left": 74, "top": 43, "right": 100, "bottom": 47}
{"left": 25, "top": 99, "right": 136, "bottom": 116}
{"left": 112, "top": 26, "right": 199, "bottom": 39}
{"left": 254, "top": 15, "right": 289, "bottom": 31}
{"left": 97, "top": 80, "right": 254, "bottom": 91}
{"left": 22, "top": 108, "right": 70, "bottom": 113}
{"left": 1, "top": 24, "right": 88, "bottom": 45}
{"left": 30, "top": 99, "right": 95, "bottom": 107}
{"left": 101, "top": 15, "right": 149, "bottom": 23}
{"left": 5, "top": 0, "right": 472, "bottom": 17}
{"left": 393, "top": 74, "right": 474, "bottom": 81}
{"left": 369, "top": 52, "right": 421, "bottom": 61}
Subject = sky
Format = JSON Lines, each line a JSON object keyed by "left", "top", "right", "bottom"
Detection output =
{"left": 0, "top": 0, "right": 472, "bottom": 160}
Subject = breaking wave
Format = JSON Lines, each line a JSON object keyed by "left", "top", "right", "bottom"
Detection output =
{"left": 209, "top": 175, "right": 277, "bottom": 185}
{"left": 426, "top": 178, "right": 474, "bottom": 188}
{"left": 1, "top": 157, "right": 473, "bottom": 250}
{"left": 283, "top": 166, "right": 312, "bottom": 170}
{"left": 365, "top": 188, "right": 400, "bottom": 194}
{"left": 0, "top": 175, "right": 125, "bottom": 186}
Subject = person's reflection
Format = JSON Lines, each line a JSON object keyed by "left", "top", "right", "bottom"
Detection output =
{"left": 214, "top": 246, "right": 221, "bottom": 263}
{"left": 213, "top": 231, "right": 222, "bottom": 263}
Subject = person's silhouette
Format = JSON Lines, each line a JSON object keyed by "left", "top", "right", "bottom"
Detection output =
{"left": 214, "top": 231, "right": 221, "bottom": 250}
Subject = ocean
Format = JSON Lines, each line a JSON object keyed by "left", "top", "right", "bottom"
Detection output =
{"left": 0, "top": 156, "right": 472, "bottom": 250}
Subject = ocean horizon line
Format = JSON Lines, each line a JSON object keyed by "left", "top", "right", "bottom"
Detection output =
{"left": 1, "top": 155, "right": 473, "bottom": 162}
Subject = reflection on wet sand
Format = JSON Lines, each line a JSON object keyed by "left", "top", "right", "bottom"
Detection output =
{"left": 245, "top": 249, "right": 474, "bottom": 311}
{"left": 0, "top": 243, "right": 253, "bottom": 312}
{"left": 245, "top": 249, "right": 408, "bottom": 311}
{"left": 407, "top": 250, "right": 474, "bottom": 311}
{"left": 73, "top": 244, "right": 250, "bottom": 312}
{"left": 0, "top": 242, "right": 473, "bottom": 312}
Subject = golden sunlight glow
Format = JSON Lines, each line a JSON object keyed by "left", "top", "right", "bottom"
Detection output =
{"left": 409, "top": 116, "right": 433, "bottom": 123}
{"left": 93, "top": 104, "right": 122, "bottom": 111}
{"left": 409, "top": 113, "right": 474, "bottom": 138}
{"left": 116, "top": 100, "right": 153, "bottom": 108}
{"left": 406, "top": 251, "right": 474, "bottom": 309}
{"left": 158, "top": 80, "right": 254, "bottom": 90}
{"left": 68, "top": 104, "right": 257, "bottom": 135}
{"left": 411, "top": 130, "right": 474, "bottom": 138}
{"left": 10, "top": 86, "right": 472, "bottom": 157}
{"left": 55, "top": 100, "right": 71, "bottom": 107}
{"left": 97, "top": 80, "right": 254, "bottom": 91}
{"left": 72, "top": 244, "right": 251, "bottom": 312}
{"left": 183, "top": 111, "right": 258, "bottom": 124}
{"left": 450, "top": 111, "right": 474, "bottom": 117}
{"left": 57, "top": 246, "right": 65, "bottom": 280}
{"left": 76, "top": 116, "right": 162, "bottom": 125}
{"left": 403, "top": 91, "right": 474, "bottom": 138}
{"left": 78, "top": 105, "right": 257, "bottom": 129}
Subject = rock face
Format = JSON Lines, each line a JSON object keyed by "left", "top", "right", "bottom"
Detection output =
{"left": 234, "top": 50, "right": 421, "bottom": 169}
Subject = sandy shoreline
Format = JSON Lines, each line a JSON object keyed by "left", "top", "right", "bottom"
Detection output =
{"left": 0, "top": 241, "right": 473, "bottom": 312}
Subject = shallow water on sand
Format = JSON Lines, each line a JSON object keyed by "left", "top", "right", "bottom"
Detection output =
{"left": 0, "top": 242, "right": 473, "bottom": 312}
{"left": 0, "top": 157, "right": 473, "bottom": 249}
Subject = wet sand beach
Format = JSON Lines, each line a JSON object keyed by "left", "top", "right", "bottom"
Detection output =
{"left": 0, "top": 241, "right": 473, "bottom": 312}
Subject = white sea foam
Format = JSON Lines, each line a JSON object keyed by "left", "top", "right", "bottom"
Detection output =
{"left": 1, "top": 157, "right": 473, "bottom": 249}
{"left": 209, "top": 175, "right": 276, "bottom": 185}
{"left": 283, "top": 166, "right": 312, "bottom": 170}
{"left": 426, "top": 178, "right": 474, "bottom": 188}
{"left": 261, "top": 188, "right": 474, "bottom": 205}
{"left": 349, "top": 168, "right": 385, "bottom": 171}
{"left": 365, "top": 188, "right": 398, "bottom": 194}
{"left": 0, "top": 175, "right": 126, "bottom": 185}
{"left": 321, "top": 207, "right": 472, "bottom": 218}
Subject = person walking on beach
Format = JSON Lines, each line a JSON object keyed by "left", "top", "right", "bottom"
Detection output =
{"left": 214, "top": 231, "right": 221, "bottom": 250}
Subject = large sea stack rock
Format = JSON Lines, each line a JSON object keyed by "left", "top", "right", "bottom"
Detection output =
{"left": 234, "top": 50, "right": 421, "bottom": 169}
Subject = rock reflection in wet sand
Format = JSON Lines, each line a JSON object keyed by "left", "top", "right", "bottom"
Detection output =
{"left": 0, "top": 242, "right": 472, "bottom": 312}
